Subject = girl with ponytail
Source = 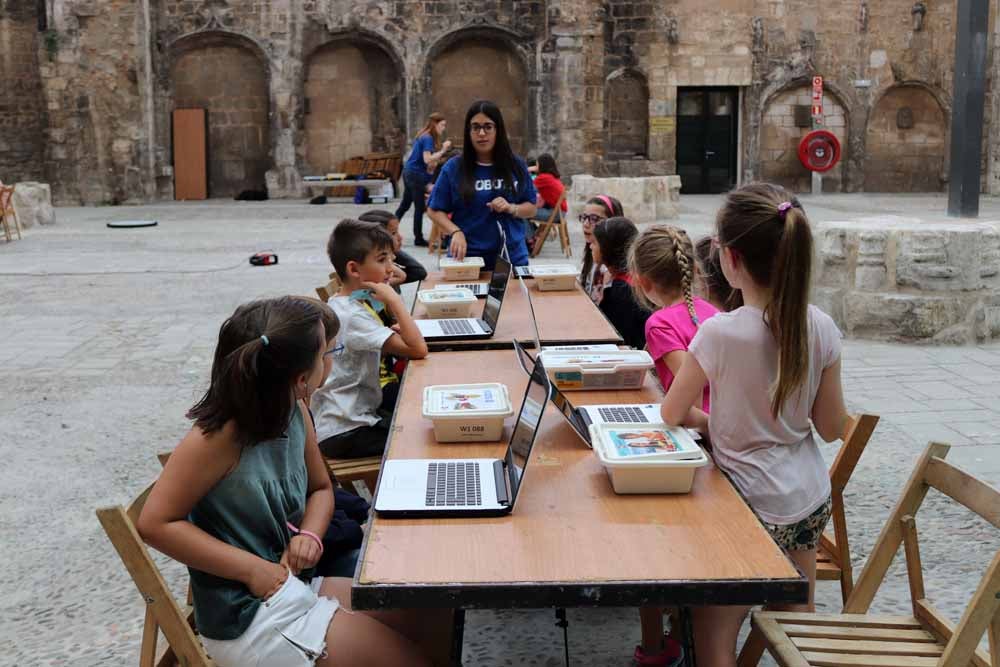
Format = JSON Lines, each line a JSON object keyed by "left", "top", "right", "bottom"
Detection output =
{"left": 659, "top": 183, "right": 849, "bottom": 667}
{"left": 138, "top": 297, "right": 440, "bottom": 666}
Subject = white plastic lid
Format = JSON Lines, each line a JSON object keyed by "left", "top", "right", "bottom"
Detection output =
{"left": 538, "top": 349, "right": 654, "bottom": 370}
{"left": 590, "top": 423, "right": 704, "bottom": 462}
{"left": 417, "top": 288, "right": 477, "bottom": 305}
{"left": 441, "top": 256, "right": 486, "bottom": 268}
{"left": 531, "top": 264, "right": 577, "bottom": 276}
{"left": 422, "top": 383, "right": 513, "bottom": 420}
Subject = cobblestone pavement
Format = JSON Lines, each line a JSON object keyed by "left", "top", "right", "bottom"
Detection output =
{"left": 1, "top": 197, "right": 998, "bottom": 666}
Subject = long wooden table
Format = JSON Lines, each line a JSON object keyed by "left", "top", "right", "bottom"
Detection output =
{"left": 352, "top": 349, "right": 807, "bottom": 610}
{"left": 412, "top": 270, "right": 624, "bottom": 351}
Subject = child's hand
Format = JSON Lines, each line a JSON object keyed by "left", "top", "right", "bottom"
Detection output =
{"left": 281, "top": 535, "right": 322, "bottom": 574}
{"left": 246, "top": 559, "right": 288, "bottom": 599}
{"left": 442, "top": 140, "right": 452, "bottom": 151}
{"left": 360, "top": 281, "right": 402, "bottom": 307}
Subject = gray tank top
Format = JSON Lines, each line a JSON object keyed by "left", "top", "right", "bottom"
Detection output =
{"left": 188, "top": 406, "right": 310, "bottom": 640}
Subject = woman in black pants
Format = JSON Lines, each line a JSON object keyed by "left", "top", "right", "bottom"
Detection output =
{"left": 395, "top": 112, "right": 451, "bottom": 246}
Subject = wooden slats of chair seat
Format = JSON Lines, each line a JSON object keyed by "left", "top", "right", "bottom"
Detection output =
{"left": 792, "top": 637, "right": 944, "bottom": 656}
{"left": 761, "top": 611, "right": 924, "bottom": 630}
{"left": 799, "top": 651, "right": 939, "bottom": 667}
{"left": 325, "top": 456, "right": 381, "bottom": 495}
{"left": 815, "top": 553, "right": 841, "bottom": 580}
{"left": 779, "top": 623, "right": 938, "bottom": 643}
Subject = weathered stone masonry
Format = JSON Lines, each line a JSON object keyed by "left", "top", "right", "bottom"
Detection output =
{"left": 2, "top": 0, "right": 1000, "bottom": 204}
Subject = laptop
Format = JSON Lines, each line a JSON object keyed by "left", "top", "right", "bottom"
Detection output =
{"left": 415, "top": 255, "right": 511, "bottom": 341}
{"left": 514, "top": 265, "right": 532, "bottom": 278}
{"left": 433, "top": 282, "right": 488, "bottom": 297}
{"left": 374, "top": 341, "right": 551, "bottom": 518}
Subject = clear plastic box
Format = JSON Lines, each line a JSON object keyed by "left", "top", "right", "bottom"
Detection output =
{"left": 589, "top": 423, "right": 708, "bottom": 494}
{"left": 440, "top": 256, "right": 486, "bottom": 281}
{"left": 537, "top": 349, "right": 654, "bottom": 391}
{"left": 417, "top": 288, "right": 477, "bottom": 318}
{"left": 531, "top": 264, "right": 578, "bottom": 291}
{"left": 422, "top": 383, "right": 513, "bottom": 442}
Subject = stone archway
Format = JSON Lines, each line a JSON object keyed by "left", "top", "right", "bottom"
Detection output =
{"left": 429, "top": 33, "right": 528, "bottom": 154}
{"left": 864, "top": 85, "right": 947, "bottom": 192}
{"left": 759, "top": 85, "right": 849, "bottom": 193}
{"left": 303, "top": 39, "right": 404, "bottom": 174}
{"left": 170, "top": 34, "right": 270, "bottom": 197}
{"left": 605, "top": 69, "right": 649, "bottom": 159}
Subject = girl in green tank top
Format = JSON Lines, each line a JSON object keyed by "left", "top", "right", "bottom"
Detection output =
{"left": 137, "top": 296, "right": 441, "bottom": 666}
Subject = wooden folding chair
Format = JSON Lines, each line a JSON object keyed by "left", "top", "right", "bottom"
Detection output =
{"left": 743, "top": 442, "right": 1000, "bottom": 667}
{"left": 530, "top": 191, "right": 570, "bottom": 258}
{"left": 96, "top": 482, "right": 215, "bottom": 667}
{"left": 0, "top": 184, "right": 22, "bottom": 242}
{"left": 817, "top": 413, "right": 880, "bottom": 604}
{"left": 315, "top": 272, "right": 342, "bottom": 302}
{"left": 325, "top": 456, "right": 382, "bottom": 496}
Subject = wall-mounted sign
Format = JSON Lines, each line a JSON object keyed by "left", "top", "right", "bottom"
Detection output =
{"left": 650, "top": 116, "right": 676, "bottom": 135}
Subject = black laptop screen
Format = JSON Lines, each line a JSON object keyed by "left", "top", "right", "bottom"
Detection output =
{"left": 481, "top": 255, "right": 511, "bottom": 329}
{"left": 505, "top": 351, "right": 549, "bottom": 506}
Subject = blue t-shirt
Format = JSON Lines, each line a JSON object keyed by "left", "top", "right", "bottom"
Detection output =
{"left": 404, "top": 134, "right": 436, "bottom": 173}
{"left": 428, "top": 156, "right": 538, "bottom": 266}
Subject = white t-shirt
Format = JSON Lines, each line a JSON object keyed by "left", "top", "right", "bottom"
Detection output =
{"left": 310, "top": 296, "right": 393, "bottom": 442}
{"left": 688, "top": 305, "right": 841, "bottom": 525}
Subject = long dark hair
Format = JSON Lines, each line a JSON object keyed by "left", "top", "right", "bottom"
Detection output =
{"left": 716, "top": 182, "right": 811, "bottom": 418}
{"left": 536, "top": 153, "right": 560, "bottom": 179}
{"left": 580, "top": 195, "right": 624, "bottom": 284}
{"left": 458, "top": 100, "right": 526, "bottom": 204}
{"left": 592, "top": 216, "right": 637, "bottom": 274}
{"left": 695, "top": 236, "right": 742, "bottom": 312}
{"left": 187, "top": 297, "right": 325, "bottom": 446}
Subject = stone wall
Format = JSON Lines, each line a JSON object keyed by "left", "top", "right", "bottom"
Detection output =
{"left": 0, "top": 0, "right": 46, "bottom": 184}
{"left": 864, "top": 85, "right": 948, "bottom": 192}
{"left": 22, "top": 0, "right": 1000, "bottom": 202}
{"left": 813, "top": 218, "right": 1000, "bottom": 342}
{"left": 570, "top": 174, "right": 682, "bottom": 224}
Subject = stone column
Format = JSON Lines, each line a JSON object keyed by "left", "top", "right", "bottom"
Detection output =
{"left": 264, "top": 0, "right": 304, "bottom": 198}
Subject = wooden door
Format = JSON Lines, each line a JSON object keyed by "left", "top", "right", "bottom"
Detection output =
{"left": 173, "top": 108, "right": 207, "bottom": 200}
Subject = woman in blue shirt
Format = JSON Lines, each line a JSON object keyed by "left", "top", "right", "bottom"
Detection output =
{"left": 427, "top": 100, "right": 537, "bottom": 268}
{"left": 395, "top": 112, "right": 451, "bottom": 246}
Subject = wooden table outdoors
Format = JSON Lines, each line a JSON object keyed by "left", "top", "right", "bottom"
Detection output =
{"left": 352, "top": 349, "right": 807, "bottom": 611}
{"left": 412, "top": 270, "right": 624, "bottom": 351}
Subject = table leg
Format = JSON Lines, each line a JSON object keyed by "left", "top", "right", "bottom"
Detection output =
{"left": 450, "top": 608, "right": 465, "bottom": 667}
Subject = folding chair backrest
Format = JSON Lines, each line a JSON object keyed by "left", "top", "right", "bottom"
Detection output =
{"left": 844, "top": 442, "right": 1000, "bottom": 666}
{"left": 97, "top": 484, "right": 214, "bottom": 667}
{"left": 315, "top": 273, "right": 342, "bottom": 302}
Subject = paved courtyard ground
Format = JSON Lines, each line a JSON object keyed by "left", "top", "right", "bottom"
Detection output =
{"left": 1, "top": 194, "right": 999, "bottom": 666}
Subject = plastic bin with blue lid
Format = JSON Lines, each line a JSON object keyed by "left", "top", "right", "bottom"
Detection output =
{"left": 589, "top": 423, "right": 709, "bottom": 494}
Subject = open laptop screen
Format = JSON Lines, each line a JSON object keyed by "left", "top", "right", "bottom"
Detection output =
{"left": 505, "top": 343, "right": 550, "bottom": 507}
{"left": 481, "top": 255, "right": 511, "bottom": 329}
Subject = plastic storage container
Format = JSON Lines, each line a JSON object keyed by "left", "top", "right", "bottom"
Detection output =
{"left": 441, "top": 256, "right": 485, "bottom": 281}
{"left": 537, "top": 349, "right": 654, "bottom": 391}
{"left": 589, "top": 423, "right": 708, "bottom": 493}
{"left": 417, "top": 288, "right": 477, "bottom": 318}
{"left": 531, "top": 264, "right": 578, "bottom": 291}
{"left": 422, "top": 383, "right": 513, "bottom": 442}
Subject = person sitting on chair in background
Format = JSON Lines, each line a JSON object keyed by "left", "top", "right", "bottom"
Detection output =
{"left": 527, "top": 153, "right": 568, "bottom": 250}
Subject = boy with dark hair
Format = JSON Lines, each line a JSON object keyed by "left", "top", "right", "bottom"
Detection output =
{"left": 311, "top": 219, "right": 428, "bottom": 459}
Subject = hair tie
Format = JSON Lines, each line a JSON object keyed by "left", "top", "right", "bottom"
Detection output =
{"left": 597, "top": 195, "right": 615, "bottom": 215}
{"left": 777, "top": 202, "right": 793, "bottom": 219}
{"left": 260, "top": 335, "right": 269, "bottom": 346}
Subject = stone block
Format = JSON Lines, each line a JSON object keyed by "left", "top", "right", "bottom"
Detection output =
{"left": 11, "top": 182, "right": 55, "bottom": 228}
{"left": 569, "top": 174, "right": 681, "bottom": 223}
{"left": 844, "top": 292, "right": 965, "bottom": 340}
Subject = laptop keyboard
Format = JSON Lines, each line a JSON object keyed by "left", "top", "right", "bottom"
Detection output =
{"left": 439, "top": 319, "right": 477, "bottom": 335}
{"left": 597, "top": 406, "right": 650, "bottom": 423}
{"left": 426, "top": 462, "right": 483, "bottom": 506}
{"left": 454, "top": 283, "right": 485, "bottom": 294}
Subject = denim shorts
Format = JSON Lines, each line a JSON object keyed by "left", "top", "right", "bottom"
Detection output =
{"left": 201, "top": 574, "right": 339, "bottom": 667}
{"left": 762, "top": 496, "right": 833, "bottom": 552}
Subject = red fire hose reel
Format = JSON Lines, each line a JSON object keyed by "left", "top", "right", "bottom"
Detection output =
{"left": 798, "top": 130, "right": 842, "bottom": 173}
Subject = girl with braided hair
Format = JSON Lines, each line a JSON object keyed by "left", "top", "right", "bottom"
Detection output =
{"left": 629, "top": 224, "right": 719, "bottom": 410}
{"left": 660, "top": 183, "right": 848, "bottom": 667}
{"left": 627, "top": 225, "right": 719, "bottom": 666}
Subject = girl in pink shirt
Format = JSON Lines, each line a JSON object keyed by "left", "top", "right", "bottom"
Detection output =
{"left": 626, "top": 225, "right": 719, "bottom": 667}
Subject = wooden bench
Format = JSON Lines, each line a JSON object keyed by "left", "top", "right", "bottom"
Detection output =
{"left": 743, "top": 442, "right": 1000, "bottom": 667}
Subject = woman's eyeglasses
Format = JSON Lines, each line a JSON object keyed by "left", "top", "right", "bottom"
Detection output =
{"left": 578, "top": 214, "right": 605, "bottom": 225}
{"left": 324, "top": 343, "right": 344, "bottom": 357}
{"left": 470, "top": 123, "right": 496, "bottom": 135}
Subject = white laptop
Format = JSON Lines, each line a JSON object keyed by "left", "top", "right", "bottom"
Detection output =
{"left": 374, "top": 341, "right": 550, "bottom": 518}
{"left": 415, "top": 255, "right": 511, "bottom": 341}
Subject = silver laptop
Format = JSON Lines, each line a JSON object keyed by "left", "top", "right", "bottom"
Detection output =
{"left": 374, "top": 341, "right": 550, "bottom": 518}
{"left": 434, "top": 282, "right": 488, "bottom": 297}
{"left": 415, "top": 255, "right": 511, "bottom": 341}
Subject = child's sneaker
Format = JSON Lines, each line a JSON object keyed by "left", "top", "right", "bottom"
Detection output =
{"left": 633, "top": 636, "right": 684, "bottom": 666}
